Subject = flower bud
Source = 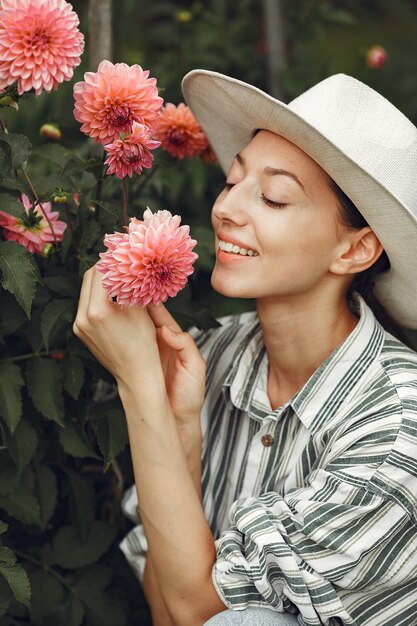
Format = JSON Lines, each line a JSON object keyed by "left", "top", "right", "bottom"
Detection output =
{"left": 41, "top": 243, "right": 54, "bottom": 257}
{"left": 175, "top": 9, "right": 192, "bottom": 22}
{"left": 0, "top": 93, "right": 18, "bottom": 110}
{"left": 40, "top": 123, "right": 62, "bottom": 141}
{"left": 366, "top": 45, "right": 388, "bottom": 69}
{"left": 51, "top": 351, "right": 65, "bottom": 361}
{"left": 53, "top": 189, "right": 68, "bottom": 204}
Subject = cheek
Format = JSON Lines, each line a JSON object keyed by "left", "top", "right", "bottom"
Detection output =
{"left": 287, "top": 212, "right": 340, "bottom": 256}
{"left": 211, "top": 205, "right": 220, "bottom": 230}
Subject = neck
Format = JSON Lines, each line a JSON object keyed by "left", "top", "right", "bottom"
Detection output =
{"left": 256, "top": 290, "right": 359, "bottom": 410}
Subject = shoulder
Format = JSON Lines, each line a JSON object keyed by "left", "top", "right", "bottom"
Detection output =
{"left": 378, "top": 333, "right": 417, "bottom": 401}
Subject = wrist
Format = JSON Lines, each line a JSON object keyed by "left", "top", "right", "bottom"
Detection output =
{"left": 117, "top": 374, "right": 169, "bottom": 417}
{"left": 177, "top": 422, "right": 202, "bottom": 460}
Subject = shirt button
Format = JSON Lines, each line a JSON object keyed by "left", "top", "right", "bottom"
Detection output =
{"left": 261, "top": 434, "right": 274, "bottom": 447}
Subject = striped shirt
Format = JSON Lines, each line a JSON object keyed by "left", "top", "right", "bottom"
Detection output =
{"left": 120, "top": 295, "right": 417, "bottom": 626}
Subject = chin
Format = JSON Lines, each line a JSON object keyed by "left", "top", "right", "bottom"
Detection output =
{"left": 211, "top": 273, "right": 255, "bottom": 299}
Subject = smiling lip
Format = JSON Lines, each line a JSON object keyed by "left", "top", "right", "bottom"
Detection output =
{"left": 216, "top": 233, "right": 258, "bottom": 254}
{"left": 215, "top": 233, "right": 259, "bottom": 263}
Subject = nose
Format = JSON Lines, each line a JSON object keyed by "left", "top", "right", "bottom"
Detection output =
{"left": 212, "top": 184, "right": 248, "bottom": 226}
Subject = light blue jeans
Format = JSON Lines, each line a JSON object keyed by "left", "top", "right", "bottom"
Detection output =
{"left": 204, "top": 608, "right": 299, "bottom": 625}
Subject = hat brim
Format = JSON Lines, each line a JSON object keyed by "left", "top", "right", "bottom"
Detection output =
{"left": 182, "top": 70, "right": 417, "bottom": 329}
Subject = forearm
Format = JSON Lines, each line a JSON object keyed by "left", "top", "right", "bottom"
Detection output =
{"left": 143, "top": 557, "right": 176, "bottom": 626}
{"left": 119, "top": 378, "right": 225, "bottom": 625}
{"left": 178, "top": 420, "right": 203, "bottom": 499}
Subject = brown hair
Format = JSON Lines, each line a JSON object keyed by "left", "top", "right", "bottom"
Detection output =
{"left": 328, "top": 178, "right": 411, "bottom": 345}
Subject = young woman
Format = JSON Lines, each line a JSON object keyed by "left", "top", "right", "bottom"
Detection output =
{"left": 73, "top": 72, "right": 417, "bottom": 626}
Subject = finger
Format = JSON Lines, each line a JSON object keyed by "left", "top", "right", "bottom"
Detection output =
{"left": 87, "top": 266, "right": 114, "bottom": 318}
{"left": 147, "top": 303, "right": 182, "bottom": 332}
{"left": 160, "top": 325, "right": 205, "bottom": 372}
{"left": 73, "top": 267, "right": 94, "bottom": 331}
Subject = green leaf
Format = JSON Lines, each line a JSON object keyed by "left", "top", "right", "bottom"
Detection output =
{"left": 24, "top": 308, "right": 44, "bottom": 353}
{"left": 42, "top": 521, "right": 116, "bottom": 569}
{"left": 0, "top": 134, "right": 32, "bottom": 170}
{"left": 0, "top": 193, "right": 25, "bottom": 219}
{"left": 40, "top": 298, "right": 74, "bottom": 351}
{"left": 61, "top": 157, "right": 86, "bottom": 178}
{"left": 26, "top": 357, "right": 64, "bottom": 426}
{"left": 0, "top": 547, "right": 30, "bottom": 608}
{"left": 0, "top": 363, "right": 24, "bottom": 433}
{"left": 5, "top": 420, "right": 38, "bottom": 476}
{"left": 34, "top": 465, "right": 57, "bottom": 529}
{"left": 0, "top": 479, "right": 41, "bottom": 526}
{"left": 0, "top": 141, "right": 12, "bottom": 179}
{"left": 0, "top": 575, "right": 12, "bottom": 617}
{"left": 0, "top": 241, "right": 40, "bottom": 318}
{"left": 0, "top": 290, "right": 27, "bottom": 338}
{"left": 33, "top": 143, "right": 71, "bottom": 169}
{"left": 0, "top": 523, "right": 7, "bottom": 536}
{"left": 64, "top": 468, "right": 95, "bottom": 540}
{"left": 59, "top": 421, "right": 100, "bottom": 460}
{"left": 79, "top": 219, "right": 101, "bottom": 252}
{"left": 0, "top": 453, "right": 19, "bottom": 496}
{"left": 41, "top": 596, "right": 84, "bottom": 626}
{"left": 71, "top": 566, "right": 125, "bottom": 626}
{"left": 96, "top": 409, "right": 128, "bottom": 470}
{"left": 0, "top": 176, "right": 31, "bottom": 196}
{"left": 60, "top": 226, "right": 72, "bottom": 262}
{"left": 43, "top": 276, "right": 80, "bottom": 298}
{"left": 29, "top": 570, "right": 64, "bottom": 624}
{"left": 92, "top": 200, "right": 121, "bottom": 225}
{"left": 62, "top": 354, "right": 85, "bottom": 400}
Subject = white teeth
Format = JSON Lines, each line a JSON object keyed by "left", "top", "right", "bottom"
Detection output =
{"left": 218, "top": 239, "right": 258, "bottom": 256}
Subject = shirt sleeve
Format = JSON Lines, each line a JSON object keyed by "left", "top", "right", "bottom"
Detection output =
{"left": 212, "top": 452, "right": 417, "bottom": 625}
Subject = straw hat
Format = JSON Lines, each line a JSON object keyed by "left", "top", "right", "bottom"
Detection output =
{"left": 182, "top": 70, "right": 417, "bottom": 328}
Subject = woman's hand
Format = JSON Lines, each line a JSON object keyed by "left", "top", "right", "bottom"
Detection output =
{"left": 147, "top": 303, "right": 206, "bottom": 431}
{"left": 73, "top": 266, "right": 161, "bottom": 388}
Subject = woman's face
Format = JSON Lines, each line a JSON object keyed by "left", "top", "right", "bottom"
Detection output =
{"left": 211, "top": 130, "right": 351, "bottom": 302}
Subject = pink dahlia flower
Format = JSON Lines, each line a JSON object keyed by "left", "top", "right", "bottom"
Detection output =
{"left": 96, "top": 208, "right": 198, "bottom": 306}
{"left": 153, "top": 102, "right": 209, "bottom": 160}
{"left": 104, "top": 122, "right": 161, "bottom": 179}
{"left": 0, "top": 194, "right": 67, "bottom": 254}
{"left": 73, "top": 61, "right": 163, "bottom": 145}
{"left": 0, "top": 0, "right": 84, "bottom": 96}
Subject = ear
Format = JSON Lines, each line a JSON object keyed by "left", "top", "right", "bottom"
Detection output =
{"left": 330, "top": 227, "right": 384, "bottom": 276}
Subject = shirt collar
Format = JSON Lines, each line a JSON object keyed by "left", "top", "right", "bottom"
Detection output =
{"left": 223, "top": 295, "right": 385, "bottom": 431}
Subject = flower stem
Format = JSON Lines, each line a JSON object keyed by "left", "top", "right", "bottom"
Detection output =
{"left": 64, "top": 201, "right": 78, "bottom": 255}
{"left": 95, "top": 151, "right": 107, "bottom": 220}
{"left": 21, "top": 168, "right": 58, "bottom": 246}
{"left": 13, "top": 548, "right": 71, "bottom": 590}
{"left": 122, "top": 178, "right": 129, "bottom": 227}
{"left": 1, "top": 350, "right": 56, "bottom": 363}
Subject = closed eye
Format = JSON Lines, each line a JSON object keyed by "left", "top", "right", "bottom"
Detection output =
{"left": 220, "top": 182, "right": 287, "bottom": 209}
{"left": 261, "top": 194, "right": 287, "bottom": 209}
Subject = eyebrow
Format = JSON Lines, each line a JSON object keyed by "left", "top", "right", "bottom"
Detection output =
{"left": 235, "top": 152, "right": 306, "bottom": 192}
